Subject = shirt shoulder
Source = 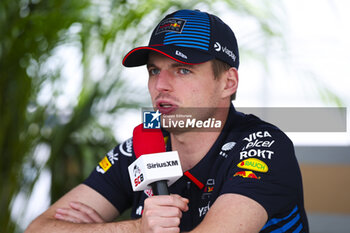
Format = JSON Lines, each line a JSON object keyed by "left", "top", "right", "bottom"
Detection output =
{"left": 83, "top": 137, "right": 137, "bottom": 213}
{"left": 221, "top": 110, "right": 303, "bottom": 217}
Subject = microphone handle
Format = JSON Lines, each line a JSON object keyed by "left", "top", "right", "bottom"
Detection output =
{"left": 150, "top": 180, "right": 169, "bottom": 195}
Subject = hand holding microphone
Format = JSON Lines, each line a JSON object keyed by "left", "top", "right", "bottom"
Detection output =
{"left": 128, "top": 124, "right": 183, "bottom": 195}
{"left": 128, "top": 124, "right": 188, "bottom": 232}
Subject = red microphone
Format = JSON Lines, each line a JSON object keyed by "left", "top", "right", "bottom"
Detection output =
{"left": 128, "top": 124, "right": 182, "bottom": 195}
{"left": 133, "top": 124, "right": 166, "bottom": 156}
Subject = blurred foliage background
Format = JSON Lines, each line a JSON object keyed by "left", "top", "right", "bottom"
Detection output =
{"left": 0, "top": 0, "right": 286, "bottom": 232}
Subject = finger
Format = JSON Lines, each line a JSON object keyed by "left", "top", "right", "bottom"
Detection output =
{"left": 145, "top": 195, "right": 189, "bottom": 212}
{"left": 171, "top": 194, "right": 189, "bottom": 204}
{"left": 143, "top": 216, "right": 181, "bottom": 231}
{"left": 160, "top": 216, "right": 181, "bottom": 228}
{"left": 144, "top": 206, "right": 183, "bottom": 218}
{"left": 155, "top": 226, "right": 180, "bottom": 233}
{"left": 55, "top": 208, "right": 93, "bottom": 223}
{"left": 69, "top": 202, "right": 104, "bottom": 223}
{"left": 55, "top": 208, "right": 91, "bottom": 223}
{"left": 170, "top": 194, "right": 189, "bottom": 210}
{"left": 164, "top": 227, "right": 181, "bottom": 233}
{"left": 54, "top": 211, "right": 81, "bottom": 223}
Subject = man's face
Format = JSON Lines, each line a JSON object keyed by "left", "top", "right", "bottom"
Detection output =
{"left": 147, "top": 52, "right": 226, "bottom": 116}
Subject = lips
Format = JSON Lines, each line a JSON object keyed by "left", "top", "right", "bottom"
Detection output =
{"left": 156, "top": 100, "right": 178, "bottom": 114}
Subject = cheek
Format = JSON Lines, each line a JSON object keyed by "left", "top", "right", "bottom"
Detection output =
{"left": 195, "top": 83, "right": 220, "bottom": 104}
{"left": 188, "top": 86, "right": 209, "bottom": 105}
{"left": 148, "top": 80, "right": 157, "bottom": 100}
{"left": 194, "top": 82, "right": 214, "bottom": 96}
{"left": 147, "top": 81, "right": 152, "bottom": 93}
{"left": 147, "top": 78, "right": 153, "bottom": 90}
{"left": 148, "top": 77, "right": 157, "bottom": 91}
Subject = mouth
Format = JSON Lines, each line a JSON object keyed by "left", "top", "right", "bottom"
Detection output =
{"left": 156, "top": 101, "right": 178, "bottom": 114}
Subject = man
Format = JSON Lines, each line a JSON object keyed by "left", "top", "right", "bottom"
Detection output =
{"left": 26, "top": 9, "right": 309, "bottom": 233}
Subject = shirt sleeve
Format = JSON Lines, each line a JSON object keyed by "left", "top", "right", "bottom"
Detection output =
{"left": 83, "top": 138, "right": 135, "bottom": 214}
{"left": 220, "top": 126, "right": 303, "bottom": 218}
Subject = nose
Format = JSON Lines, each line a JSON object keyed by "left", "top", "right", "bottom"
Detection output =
{"left": 155, "top": 70, "right": 173, "bottom": 92}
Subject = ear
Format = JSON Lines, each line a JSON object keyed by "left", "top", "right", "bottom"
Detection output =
{"left": 221, "top": 67, "right": 239, "bottom": 99}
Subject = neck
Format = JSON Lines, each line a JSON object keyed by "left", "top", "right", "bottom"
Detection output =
{"left": 170, "top": 106, "right": 230, "bottom": 171}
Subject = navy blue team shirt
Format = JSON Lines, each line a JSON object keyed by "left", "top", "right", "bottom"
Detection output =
{"left": 84, "top": 105, "right": 309, "bottom": 232}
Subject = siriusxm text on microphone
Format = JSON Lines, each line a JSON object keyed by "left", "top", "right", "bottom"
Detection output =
{"left": 128, "top": 151, "right": 183, "bottom": 191}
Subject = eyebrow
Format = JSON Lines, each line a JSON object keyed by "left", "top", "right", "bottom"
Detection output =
{"left": 146, "top": 63, "right": 156, "bottom": 69}
{"left": 147, "top": 62, "right": 196, "bottom": 70}
{"left": 171, "top": 63, "right": 195, "bottom": 69}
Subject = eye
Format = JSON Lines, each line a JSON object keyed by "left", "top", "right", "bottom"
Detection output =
{"left": 148, "top": 68, "right": 160, "bottom": 76}
{"left": 179, "top": 68, "right": 191, "bottom": 75}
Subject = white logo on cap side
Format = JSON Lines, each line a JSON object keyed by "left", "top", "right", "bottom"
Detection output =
{"left": 214, "top": 42, "right": 236, "bottom": 62}
{"left": 214, "top": 42, "right": 221, "bottom": 51}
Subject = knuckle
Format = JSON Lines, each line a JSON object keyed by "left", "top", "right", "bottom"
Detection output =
{"left": 143, "top": 209, "right": 151, "bottom": 217}
{"left": 144, "top": 197, "right": 153, "bottom": 206}
{"left": 148, "top": 218, "right": 157, "bottom": 227}
{"left": 168, "top": 195, "right": 176, "bottom": 204}
{"left": 176, "top": 209, "right": 182, "bottom": 217}
{"left": 154, "top": 229, "right": 161, "bottom": 233}
{"left": 144, "top": 197, "right": 150, "bottom": 204}
{"left": 173, "top": 217, "right": 180, "bottom": 226}
{"left": 86, "top": 208, "right": 94, "bottom": 215}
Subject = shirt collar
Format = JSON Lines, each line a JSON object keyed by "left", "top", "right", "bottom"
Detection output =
{"left": 164, "top": 104, "right": 240, "bottom": 189}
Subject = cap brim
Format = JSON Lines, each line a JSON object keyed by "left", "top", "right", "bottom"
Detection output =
{"left": 122, "top": 45, "right": 214, "bottom": 67}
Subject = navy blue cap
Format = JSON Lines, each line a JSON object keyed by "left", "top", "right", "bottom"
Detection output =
{"left": 122, "top": 9, "right": 239, "bottom": 69}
